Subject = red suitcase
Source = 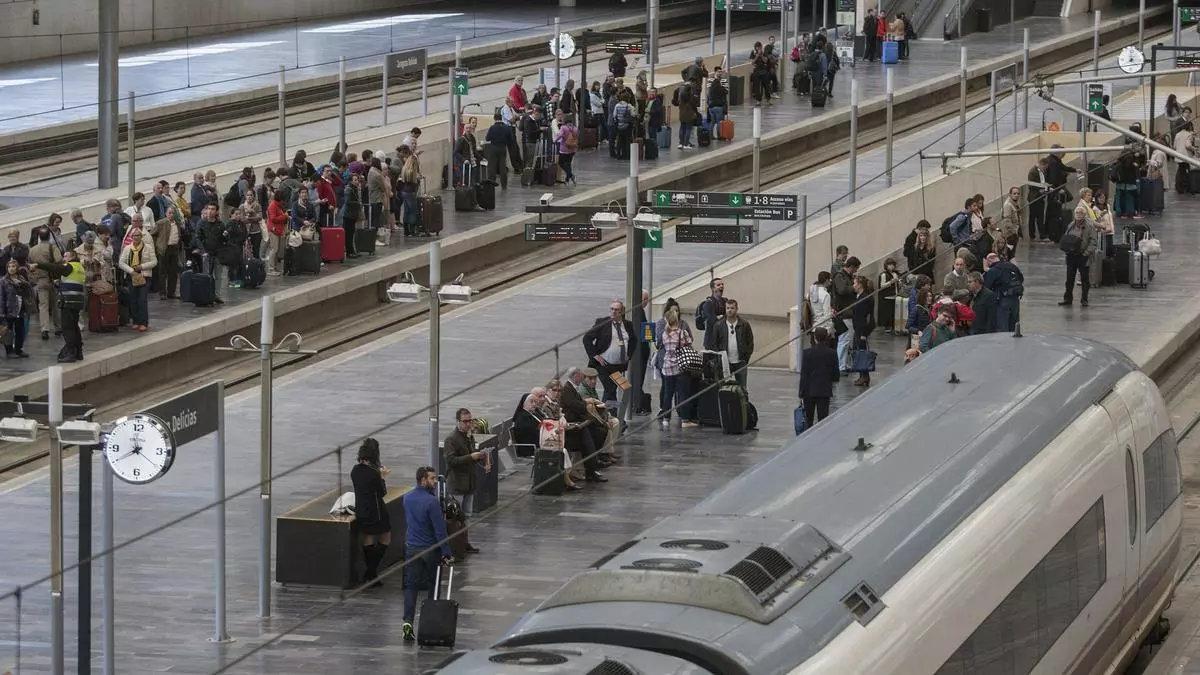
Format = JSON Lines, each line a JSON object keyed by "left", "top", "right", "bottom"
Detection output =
{"left": 88, "top": 291, "right": 119, "bottom": 333}
{"left": 320, "top": 227, "right": 345, "bottom": 263}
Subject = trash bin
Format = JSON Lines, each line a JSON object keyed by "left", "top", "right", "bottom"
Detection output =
{"left": 976, "top": 7, "right": 993, "bottom": 32}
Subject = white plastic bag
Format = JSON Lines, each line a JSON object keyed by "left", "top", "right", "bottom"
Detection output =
{"left": 1139, "top": 236, "right": 1162, "bottom": 257}
{"left": 329, "top": 491, "right": 355, "bottom": 516}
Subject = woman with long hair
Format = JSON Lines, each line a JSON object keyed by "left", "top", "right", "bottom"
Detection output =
{"left": 351, "top": 438, "right": 391, "bottom": 586}
{"left": 851, "top": 275, "right": 876, "bottom": 387}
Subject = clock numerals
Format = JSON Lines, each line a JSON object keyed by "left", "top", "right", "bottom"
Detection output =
{"left": 103, "top": 414, "right": 176, "bottom": 485}
{"left": 132, "top": 468, "right": 140, "bottom": 477}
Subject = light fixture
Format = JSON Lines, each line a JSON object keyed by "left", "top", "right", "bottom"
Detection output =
{"left": 539, "top": 193, "right": 554, "bottom": 205}
{"left": 0, "top": 417, "right": 39, "bottom": 443}
{"left": 632, "top": 211, "right": 662, "bottom": 231}
{"left": 55, "top": 420, "right": 103, "bottom": 446}
{"left": 386, "top": 271, "right": 428, "bottom": 303}
{"left": 591, "top": 212, "right": 622, "bottom": 229}
{"left": 437, "top": 273, "right": 474, "bottom": 305}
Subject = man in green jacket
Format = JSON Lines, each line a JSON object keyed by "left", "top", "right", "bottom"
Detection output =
{"left": 919, "top": 306, "right": 957, "bottom": 353}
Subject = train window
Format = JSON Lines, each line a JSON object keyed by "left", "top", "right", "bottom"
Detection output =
{"left": 1144, "top": 431, "right": 1182, "bottom": 532}
{"left": 1162, "top": 432, "right": 1182, "bottom": 508}
{"left": 1126, "top": 449, "right": 1137, "bottom": 546}
{"left": 933, "top": 499, "right": 1106, "bottom": 675}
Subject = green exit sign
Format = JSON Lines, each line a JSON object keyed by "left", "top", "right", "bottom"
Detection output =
{"left": 716, "top": 0, "right": 726, "bottom": 8}
{"left": 727, "top": 192, "right": 744, "bottom": 206}
{"left": 453, "top": 67, "right": 469, "bottom": 95}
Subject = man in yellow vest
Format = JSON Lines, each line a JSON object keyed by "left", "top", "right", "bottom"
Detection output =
{"left": 34, "top": 249, "right": 86, "bottom": 363}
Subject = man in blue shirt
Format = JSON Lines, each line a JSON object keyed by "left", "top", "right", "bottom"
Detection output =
{"left": 401, "top": 466, "right": 453, "bottom": 642}
{"left": 949, "top": 198, "right": 975, "bottom": 247}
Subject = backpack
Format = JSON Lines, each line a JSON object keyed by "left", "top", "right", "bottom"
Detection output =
{"left": 608, "top": 52, "right": 623, "bottom": 72}
{"left": 939, "top": 214, "right": 957, "bottom": 243}
{"left": 790, "top": 45, "right": 802, "bottom": 63}
{"left": 223, "top": 184, "right": 241, "bottom": 208}
{"left": 827, "top": 54, "right": 840, "bottom": 74}
{"left": 671, "top": 88, "right": 680, "bottom": 106}
{"left": 1004, "top": 266, "right": 1025, "bottom": 298}
{"left": 694, "top": 298, "right": 709, "bottom": 330}
{"left": 807, "top": 51, "right": 822, "bottom": 72}
{"left": 563, "top": 127, "right": 578, "bottom": 152}
{"left": 614, "top": 102, "right": 633, "bottom": 130}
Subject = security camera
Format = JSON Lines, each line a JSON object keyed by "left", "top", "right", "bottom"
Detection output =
{"left": 540, "top": 193, "right": 553, "bottom": 205}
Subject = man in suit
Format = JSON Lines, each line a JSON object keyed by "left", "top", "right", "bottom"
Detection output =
{"left": 968, "top": 273, "right": 997, "bottom": 334}
{"left": 442, "top": 407, "right": 485, "bottom": 553}
{"left": 631, "top": 289, "right": 652, "bottom": 415}
{"left": 582, "top": 299, "right": 639, "bottom": 408}
{"left": 713, "top": 298, "right": 755, "bottom": 389}
{"left": 798, "top": 327, "right": 840, "bottom": 428}
{"left": 561, "top": 367, "right": 607, "bottom": 483}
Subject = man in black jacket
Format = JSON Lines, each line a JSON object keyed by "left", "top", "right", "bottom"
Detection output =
{"left": 197, "top": 204, "right": 230, "bottom": 303}
{"left": 1043, "top": 147, "right": 1077, "bottom": 241}
{"left": 582, "top": 299, "right": 639, "bottom": 407}
{"left": 561, "top": 367, "right": 607, "bottom": 482}
{"left": 968, "top": 273, "right": 997, "bottom": 334}
{"left": 484, "top": 113, "right": 522, "bottom": 189}
{"left": 520, "top": 107, "right": 546, "bottom": 170}
{"left": 862, "top": 10, "right": 879, "bottom": 62}
{"left": 707, "top": 71, "right": 728, "bottom": 124}
{"left": 830, "top": 256, "right": 860, "bottom": 371}
{"left": 798, "top": 327, "right": 840, "bottom": 428}
{"left": 442, "top": 407, "right": 486, "bottom": 552}
{"left": 698, "top": 277, "right": 726, "bottom": 350}
{"left": 713, "top": 298, "right": 755, "bottom": 389}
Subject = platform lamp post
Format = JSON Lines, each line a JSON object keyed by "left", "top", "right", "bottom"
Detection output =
{"left": 214, "top": 296, "right": 314, "bottom": 619}
{"left": 1, "top": 371, "right": 100, "bottom": 675}
{"left": 386, "top": 252, "right": 476, "bottom": 468}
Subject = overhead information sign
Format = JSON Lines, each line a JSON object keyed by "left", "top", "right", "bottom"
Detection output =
{"left": 1177, "top": 53, "right": 1200, "bottom": 67}
{"left": 676, "top": 224, "right": 755, "bottom": 244}
{"left": 141, "top": 382, "right": 221, "bottom": 448}
{"left": 716, "top": 0, "right": 796, "bottom": 11}
{"left": 525, "top": 223, "right": 601, "bottom": 242}
{"left": 386, "top": 49, "right": 426, "bottom": 85}
{"left": 700, "top": 191, "right": 799, "bottom": 220}
{"left": 605, "top": 41, "right": 646, "bottom": 55}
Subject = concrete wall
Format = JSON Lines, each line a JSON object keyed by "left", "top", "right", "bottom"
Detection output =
{"left": 0, "top": 0, "right": 433, "bottom": 65}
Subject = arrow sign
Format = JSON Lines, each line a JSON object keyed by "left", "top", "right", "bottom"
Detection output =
{"left": 728, "top": 193, "right": 744, "bottom": 207}
{"left": 452, "top": 67, "right": 470, "bottom": 95}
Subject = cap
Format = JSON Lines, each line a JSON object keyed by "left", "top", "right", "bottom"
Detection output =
{"left": 581, "top": 367, "right": 598, "bottom": 378}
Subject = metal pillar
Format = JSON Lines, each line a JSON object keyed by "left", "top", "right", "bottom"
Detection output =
{"left": 885, "top": 69, "right": 894, "bottom": 187}
{"left": 958, "top": 47, "right": 967, "bottom": 151}
{"left": 212, "top": 383, "right": 230, "bottom": 643}
{"left": 625, "top": 144, "right": 642, "bottom": 423}
{"left": 452, "top": 36, "right": 462, "bottom": 181}
{"left": 49, "top": 366, "right": 64, "bottom": 675}
{"left": 710, "top": 0, "right": 716, "bottom": 54}
{"left": 1092, "top": 11, "right": 1101, "bottom": 74}
{"left": 1139, "top": 0, "right": 1145, "bottom": 52}
{"left": 429, "top": 242, "right": 442, "bottom": 469}
{"left": 649, "top": 1, "right": 658, "bottom": 89}
{"left": 447, "top": 67, "right": 455, "bottom": 187}
{"left": 849, "top": 77, "right": 858, "bottom": 203}
{"left": 77, "top": 442, "right": 91, "bottom": 675}
{"left": 126, "top": 92, "right": 135, "bottom": 200}
{"left": 812, "top": 0, "right": 819, "bottom": 31}
{"left": 794, "top": 194, "right": 808, "bottom": 373}
{"left": 990, "top": 74, "right": 998, "bottom": 144}
{"left": 338, "top": 57, "right": 347, "bottom": 151}
{"left": 823, "top": 0, "right": 828, "bottom": 32}
{"left": 101, "top": 446, "right": 114, "bottom": 675}
{"left": 277, "top": 66, "right": 286, "bottom": 167}
{"left": 1174, "top": 0, "right": 1181, "bottom": 53}
{"left": 1023, "top": 29, "right": 1030, "bottom": 129}
{"left": 98, "top": 0, "right": 119, "bottom": 189}
{"left": 382, "top": 56, "right": 390, "bottom": 126}
{"left": 422, "top": 66, "right": 429, "bottom": 117}
{"left": 752, "top": 107, "right": 762, "bottom": 192}
{"left": 554, "top": 18, "right": 561, "bottom": 89}
{"left": 725, "top": 4, "right": 732, "bottom": 69}
{"left": 780, "top": 4, "right": 788, "bottom": 88}
{"left": 258, "top": 297, "right": 274, "bottom": 619}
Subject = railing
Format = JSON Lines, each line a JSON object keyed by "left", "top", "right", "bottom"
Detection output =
{"left": 944, "top": 0, "right": 964, "bottom": 39}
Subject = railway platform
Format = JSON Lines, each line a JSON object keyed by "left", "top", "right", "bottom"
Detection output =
{"left": 0, "top": 7, "right": 1160, "bottom": 402}
{"left": 3, "top": 43, "right": 1200, "bottom": 670}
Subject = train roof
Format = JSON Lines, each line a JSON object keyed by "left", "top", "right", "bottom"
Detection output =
{"left": 502, "top": 334, "right": 1139, "bottom": 674}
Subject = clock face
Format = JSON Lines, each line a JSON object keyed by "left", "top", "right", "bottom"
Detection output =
{"left": 103, "top": 414, "right": 176, "bottom": 484}
{"left": 550, "top": 33, "right": 576, "bottom": 59}
{"left": 1118, "top": 46, "right": 1145, "bottom": 74}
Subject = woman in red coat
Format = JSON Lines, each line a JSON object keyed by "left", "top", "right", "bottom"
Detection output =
{"left": 264, "top": 190, "right": 290, "bottom": 276}
{"left": 508, "top": 77, "right": 528, "bottom": 111}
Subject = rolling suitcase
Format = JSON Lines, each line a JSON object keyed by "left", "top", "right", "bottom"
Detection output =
{"left": 716, "top": 118, "right": 735, "bottom": 141}
{"left": 420, "top": 195, "right": 444, "bottom": 234}
{"left": 180, "top": 258, "right": 216, "bottom": 306}
{"left": 295, "top": 241, "right": 321, "bottom": 275}
{"left": 521, "top": 160, "right": 536, "bottom": 187}
{"left": 1189, "top": 168, "right": 1200, "bottom": 195}
{"left": 1130, "top": 249, "right": 1150, "bottom": 289}
{"left": 355, "top": 224, "right": 377, "bottom": 255}
{"left": 1139, "top": 177, "right": 1164, "bottom": 214}
{"left": 727, "top": 75, "right": 745, "bottom": 106}
{"left": 242, "top": 257, "right": 266, "bottom": 289}
{"left": 1101, "top": 257, "right": 1116, "bottom": 286}
{"left": 87, "top": 291, "right": 119, "bottom": 332}
{"left": 531, "top": 449, "right": 565, "bottom": 496}
{"left": 657, "top": 126, "right": 672, "bottom": 149}
{"left": 1113, "top": 243, "right": 1131, "bottom": 283}
{"left": 319, "top": 227, "right": 345, "bottom": 263}
{"left": 811, "top": 87, "right": 827, "bottom": 108}
{"left": 475, "top": 180, "right": 496, "bottom": 211}
{"left": 417, "top": 566, "right": 459, "bottom": 647}
{"left": 718, "top": 381, "right": 749, "bottom": 435}
{"left": 580, "top": 126, "right": 599, "bottom": 150}
{"left": 643, "top": 138, "right": 659, "bottom": 160}
{"left": 454, "top": 162, "right": 478, "bottom": 212}
{"left": 697, "top": 126, "right": 712, "bottom": 147}
{"left": 881, "top": 39, "right": 899, "bottom": 64}
{"left": 1176, "top": 163, "right": 1191, "bottom": 194}
{"left": 1123, "top": 223, "right": 1151, "bottom": 248}
{"left": 697, "top": 382, "right": 722, "bottom": 427}
{"left": 793, "top": 70, "right": 811, "bottom": 95}
{"left": 540, "top": 152, "right": 558, "bottom": 187}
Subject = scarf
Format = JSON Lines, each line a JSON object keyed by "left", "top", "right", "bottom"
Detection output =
{"left": 130, "top": 243, "right": 146, "bottom": 286}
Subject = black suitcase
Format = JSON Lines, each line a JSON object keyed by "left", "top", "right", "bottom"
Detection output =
{"left": 643, "top": 138, "right": 659, "bottom": 160}
{"left": 697, "top": 126, "right": 712, "bottom": 147}
{"left": 180, "top": 266, "right": 215, "bottom": 306}
{"left": 727, "top": 75, "right": 745, "bottom": 106}
{"left": 454, "top": 162, "right": 477, "bottom": 212}
{"left": 1189, "top": 168, "right": 1200, "bottom": 195}
{"left": 811, "top": 88, "right": 827, "bottom": 108}
{"left": 1101, "top": 257, "right": 1116, "bottom": 286}
{"left": 521, "top": 165, "right": 536, "bottom": 187}
{"left": 1176, "top": 163, "right": 1191, "bottom": 194}
{"left": 420, "top": 195, "right": 444, "bottom": 234}
{"left": 354, "top": 227, "right": 376, "bottom": 255}
{"left": 295, "top": 241, "right": 321, "bottom": 275}
{"left": 697, "top": 380, "right": 722, "bottom": 427}
{"left": 1138, "top": 177, "right": 1164, "bottom": 214}
{"left": 531, "top": 449, "right": 565, "bottom": 496}
{"left": 476, "top": 180, "right": 496, "bottom": 211}
{"left": 793, "top": 70, "right": 811, "bottom": 94}
{"left": 1113, "top": 243, "right": 1131, "bottom": 283}
{"left": 417, "top": 566, "right": 459, "bottom": 647}
{"left": 242, "top": 257, "right": 266, "bottom": 289}
{"left": 718, "top": 381, "right": 749, "bottom": 435}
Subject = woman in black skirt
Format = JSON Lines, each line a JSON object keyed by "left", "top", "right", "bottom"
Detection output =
{"left": 351, "top": 438, "right": 391, "bottom": 586}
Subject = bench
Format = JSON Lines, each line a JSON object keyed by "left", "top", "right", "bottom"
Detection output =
{"left": 275, "top": 485, "right": 409, "bottom": 589}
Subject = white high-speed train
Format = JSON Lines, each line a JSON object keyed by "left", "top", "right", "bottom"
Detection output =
{"left": 434, "top": 335, "right": 1183, "bottom": 675}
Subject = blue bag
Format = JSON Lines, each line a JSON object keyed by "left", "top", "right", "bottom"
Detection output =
{"left": 793, "top": 405, "right": 807, "bottom": 435}
{"left": 852, "top": 349, "right": 877, "bottom": 373}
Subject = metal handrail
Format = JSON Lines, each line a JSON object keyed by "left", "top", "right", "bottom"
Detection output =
{"left": 943, "top": 0, "right": 962, "bottom": 39}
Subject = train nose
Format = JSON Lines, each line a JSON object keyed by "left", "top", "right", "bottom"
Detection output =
{"left": 427, "top": 644, "right": 712, "bottom": 674}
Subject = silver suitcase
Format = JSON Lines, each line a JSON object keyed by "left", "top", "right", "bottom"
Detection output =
{"left": 1130, "top": 249, "right": 1150, "bottom": 289}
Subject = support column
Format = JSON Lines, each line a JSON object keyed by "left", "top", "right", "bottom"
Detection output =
{"left": 212, "top": 382, "right": 230, "bottom": 644}
{"left": 1139, "top": 0, "right": 1146, "bottom": 53}
{"left": 885, "top": 69, "right": 894, "bottom": 187}
{"left": 752, "top": 107, "right": 762, "bottom": 192}
{"left": 49, "top": 366, "right": 64, "bottom": 675}
{"left": 429, "top": 243, "right": 442, "bottom": 469}
{"left": 554, "top": 18, "right": 561, "bottom": 89}
{"left": 649, "top": 2, "right": 658, "bottom": 89}
{"left": 793, "top": 194, "right": 808, "bottom": 373}
{"left": 625, "top": 144, "right": 642, "bottom": 423}
{"left": 258, "top": 297, "right": 274, "bottom": 619}
{"left": 382, "top": 56, "right": 390, "bottom": 126}
{"left": 1023, "top": 29, "right": 1030, "bottom": 129}
{"left": 849, "top": 77, "right": 858, "bottom": 203}
{"left": 725, "top": 4, "right": 732, "bottom": 70}
{"left": 98, "top": 0, "right": 119, "bottom": 189}
{"left": 338, "top": 57, "right": 347, "bottom": 151}
{"left": 277, "top": 66, "right": 286, "bottom": 167}
{"left": 711, "top": 0, "right": 716, "bottom": 54}
{"left": 452, "top": 36, "right": 462, "bottom": 183}
{"left": 958, "top": 47, "right": 967, "bottom": 151}
{"left": 101, "top": 455, "right": 114, "bottom": 675}
{"left": 77, "top": 443, "right": 91, "bottom": 675}
{"left": 126, "top": 92, "right": 135, "bottom": 200}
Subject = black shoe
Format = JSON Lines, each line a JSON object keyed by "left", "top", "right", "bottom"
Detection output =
{"left": 566, "top": 483, "right": 584, "bottom": 491}
{"left": 1081, "top": 300, "right": 1089, "bottom": 307}
{"left": 15, "top": 351, "right": 29, "bottom": 358}
{"left": 214, "top": 298, "right": 225, "bottom": 304}
{"left": 41, "top": 330, "right": 49, "bottom": 340}
{"left": 56, "top": 356, "right": 78, "bottom": 363}
{"left": 1057, "top": 300, "right": 1071, "bottom": 306}
{"left": 347, "top": 253, "right": 361, "bottom": 259}
{"left": 586, "top": 473, "right": 609, "bottom": 483}
{"left": 465, "top": 545, "right": 481, "bottom": 554}
{"left": 54, "top": 330, "right": 62, "bottom": 337}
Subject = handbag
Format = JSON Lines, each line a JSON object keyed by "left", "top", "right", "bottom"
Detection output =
{"left": 793, "top": 405, "right": 807, "bottom": 435}
{"left": 852, "top": 349, "right": 877, "bottom": 373}
{"left": 1058, "top": 229, "right": 1083, "bottom": 254}
{"left": 1138, "top": 235, "right": 1162, "bottom": 257}
{"left": 673, "top": 343, "right": 703, "bottom": 376}
{"left": 299, "top": 224, "right": 317, "bottom": 241}
{"left": 286, "top": 231, "right": 303, "bottom": 248}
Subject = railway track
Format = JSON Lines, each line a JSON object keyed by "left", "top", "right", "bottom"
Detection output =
{"left": 0, "top": 14, "right": 772, "bottom": 191}
{"left": 0, "top": 20, "right": 1176, "bottom": 481}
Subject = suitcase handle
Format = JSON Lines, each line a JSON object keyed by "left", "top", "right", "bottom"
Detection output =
{"left": 432, "top": 565, "right": 454, "bottom": 600}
